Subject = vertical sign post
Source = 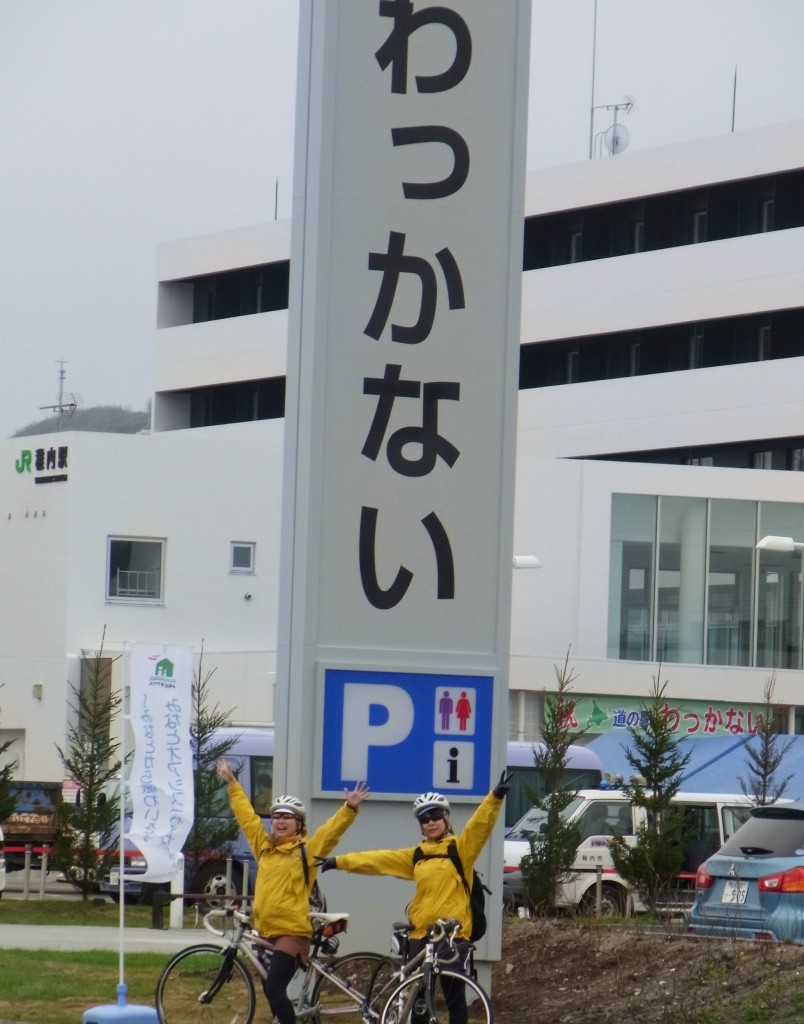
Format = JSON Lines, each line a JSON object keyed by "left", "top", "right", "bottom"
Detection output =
{"left": 276, "top": 0, "right": 531, "bottom": 962}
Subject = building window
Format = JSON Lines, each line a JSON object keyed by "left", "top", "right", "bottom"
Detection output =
{"left": 788, "top": 449, "right": 804, "bottom": 472}
{"left": 631, "top": 220, "right": 645, "bottom": 254}
{"left": 508, "top": 690, "right": 541, "bottom": 742}
{"left": 629, "top": 341, "right": 640, "bottom": 376}
{"left": 757, "top": 323, "right": 771, "bottom": 360}
{"left": 107, "top": 538, "right": 164, "bottom": 602}
{"left": 692, "top": 209, "right": 708, "bottom": 243}
{"left": 751, "top": 451, "right": 773, "bottom": 470}
{"left": 761, "top": 197, "right": 775, "bottom": 233}
{"left": 569, "top": 231, "right": 583, "bottom": 264}
{"left": 688, "top": 327, "right": 704, "bottom": 368}
{"left": 231, "top": 542, "right": 256, "bottom": 574}
{"left": 609, "top": 494, "right": 804, "bottom": 670}
{"left": 566, "top": 349, "right": 579, "bottom": 384}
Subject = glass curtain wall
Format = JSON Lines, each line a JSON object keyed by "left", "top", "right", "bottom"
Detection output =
{"left": 756, "top": 502, "right": 804, "bottom": 668}
{"left": 657, "top": 497, "right": 707, "bottom": 663}
{"left": 610, "top": 495, "right": 804, "bottom": 669}
{"left": 707, "top": 500, "right": 756, "bottom": 666}
{"left": 608, "top": 494, "right": 657, "bottom": 660}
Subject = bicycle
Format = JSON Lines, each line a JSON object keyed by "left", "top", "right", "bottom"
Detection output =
{"left": 372, "top": 919, "right": 492, "bottom": 1024}
{"left": 154, "top": 904, "right": 396, "bottom": 1024}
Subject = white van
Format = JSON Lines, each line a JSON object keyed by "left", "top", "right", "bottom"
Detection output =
{"left": 502, "top": 788, "right": 754, "bottom": 915}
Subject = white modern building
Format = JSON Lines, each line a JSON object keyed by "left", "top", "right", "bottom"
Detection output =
{"left": 6, "top": 117, "right": 804, "bottom": 783}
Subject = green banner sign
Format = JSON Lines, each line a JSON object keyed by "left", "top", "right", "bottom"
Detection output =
{"left": 564, "top": 694, "right": 765, "bottom": 737}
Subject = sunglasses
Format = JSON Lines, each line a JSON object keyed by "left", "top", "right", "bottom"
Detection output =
{"left": 271, "top": 812, "right": 298, "bottom": 821}
{"left": 418, "top": 810, "right": 445, "bottom": 825}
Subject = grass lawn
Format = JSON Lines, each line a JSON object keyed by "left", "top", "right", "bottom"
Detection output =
{"left": 0, "top": 949, "right": 168, "bottom": 1024}
{"left": 0, "top": 899, "right": 214, "bottom": 1023}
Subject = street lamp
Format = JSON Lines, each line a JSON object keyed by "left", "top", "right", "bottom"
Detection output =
{"left": 756, "top": 536, "right": 804, "bottom": 553}
{"left": 512, "top": 555, "right": 542, "bottom": 569}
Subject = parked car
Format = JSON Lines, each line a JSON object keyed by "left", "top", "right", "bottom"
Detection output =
{"left": 503, "top": 788, "right": 753, "bottom": 915}
{"left": 687, "top": 802, "right": 804, "bottom": 942}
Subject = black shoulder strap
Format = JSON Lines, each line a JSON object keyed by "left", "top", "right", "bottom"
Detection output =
{"left": 445, "top": 841, "right": 471, "bottom": 894}
{"left": 413, "top": 841, "right": 470, "bottom": 893}
{"left": 299, "top": 842, "right": 310, "bottom": 888}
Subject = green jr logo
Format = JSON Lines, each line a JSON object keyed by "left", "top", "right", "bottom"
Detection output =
{"left": 15, "top": 450, "right": 32, "bottom": 473}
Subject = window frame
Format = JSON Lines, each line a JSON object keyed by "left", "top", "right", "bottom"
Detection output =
{"left": 230, "top": 541, "right": 256, "bottom": 574}
{"left": 106, "top": 536, "right": 166, "bottom": 604}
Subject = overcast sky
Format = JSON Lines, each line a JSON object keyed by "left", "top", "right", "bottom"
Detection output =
{"left": 2, "top": 0, "right": 804, "bottom": 439}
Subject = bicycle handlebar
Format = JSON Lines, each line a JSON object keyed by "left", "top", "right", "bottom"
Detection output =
{"left": 203, "top": 906, "right": 251, "bottom": 937}
{"left": 427, "top": 918, "right": 462, "bottom": 942}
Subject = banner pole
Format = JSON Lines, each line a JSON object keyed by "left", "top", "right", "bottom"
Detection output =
{"left": 119, "top": 643, "right": 130, "bottom": 988}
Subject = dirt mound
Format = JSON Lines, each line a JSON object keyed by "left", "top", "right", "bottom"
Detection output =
{"left": 492, "top": 918, "right": 804, "bottom": 1023}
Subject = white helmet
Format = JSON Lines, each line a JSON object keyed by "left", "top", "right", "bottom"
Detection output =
{"left": 412, "top": 792, "right": 450, "bottom": 818}
{"left": 270, "top": 795, "right": 307, "bottom": 821}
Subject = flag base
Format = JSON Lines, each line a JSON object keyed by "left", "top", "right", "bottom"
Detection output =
{"left": 82, "top": 984, "right": 159, "bottom": 1024}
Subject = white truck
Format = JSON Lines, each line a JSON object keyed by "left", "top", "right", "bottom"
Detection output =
{"left": 502, "top": 787, "right": 754, "bottom": 915}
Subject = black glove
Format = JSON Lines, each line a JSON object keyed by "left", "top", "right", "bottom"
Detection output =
{"left": 316, "top": 857, "right": 337, "bottom": 872}
{"left": 493, "top": 770, "right": 513, "bottom": 799}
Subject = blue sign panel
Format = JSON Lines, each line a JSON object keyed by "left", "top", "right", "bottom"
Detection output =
{"left": 321, "top": 668, "right": 493, "bottom": 797}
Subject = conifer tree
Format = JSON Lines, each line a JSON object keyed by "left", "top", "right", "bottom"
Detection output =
{"left": 519, "top": 650, "right": 583, "bottom": 912}
{"left": 0, "top": 688, "right": 18, "bottom": 824}
{"left": 182, "top": 643, "right": 241, "bottom": 895}
{"left": 739, "top": 672, "right": 794, "bottom": 805}
{"left": 54, "top": 628, "right": 123, "bottom": 899}
{"left": 610, "top": 670, "right": 691, "bottom": 915}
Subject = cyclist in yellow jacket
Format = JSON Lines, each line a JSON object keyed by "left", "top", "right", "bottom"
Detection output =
{"left": 319, "top": 773, "right": 511, "bottom": 1024}
{"left": 216, "top": 758, "right": 369, "bottom": 1024}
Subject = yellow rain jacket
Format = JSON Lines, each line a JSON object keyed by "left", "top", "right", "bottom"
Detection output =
{"left": 333, "top": 790, "right": 503, "bottom": 939}
{"left": 228, "top": 781, "right": 358, "bottom": 938}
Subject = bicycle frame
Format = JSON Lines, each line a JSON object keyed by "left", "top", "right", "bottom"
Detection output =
{"left": 202, "top": 906, "right": 383, "bottom": 1020}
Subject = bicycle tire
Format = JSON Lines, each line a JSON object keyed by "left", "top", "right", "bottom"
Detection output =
{"left": 311, "top": 952, "right": 395, "bottom": 1024}
{"left": 379, "top": 969, "right": 492, "bottom": 1024}
{"left": 155, "top": 942, "right": 257, "bottom": 1024}
{"left": 364, "top": 956, "right": 403, "bottom": 1020}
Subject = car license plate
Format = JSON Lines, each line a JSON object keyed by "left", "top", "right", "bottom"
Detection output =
{"left": 721, "top": 879, "right": 748, "bottom": 905}
{"left": 109, "top": 869, "right": 119, "bottom": 886}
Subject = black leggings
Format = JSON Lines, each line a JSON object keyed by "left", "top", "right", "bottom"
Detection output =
{"left": 407, "top": 938, "right": 469, "bottom": 1024}
{"left": 262, "top": 949, "right": 299, "bottom": 1024}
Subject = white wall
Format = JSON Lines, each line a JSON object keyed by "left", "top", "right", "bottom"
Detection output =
{"left": 0, "top": 424, "right": 285, "bottom": 780}
{"left": 153, "top": 309, "right": 289, "bottom": 395}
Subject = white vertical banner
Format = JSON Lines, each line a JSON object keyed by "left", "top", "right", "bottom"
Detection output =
{"left": 128, "top": 643, "right": 194, "bottom": 881}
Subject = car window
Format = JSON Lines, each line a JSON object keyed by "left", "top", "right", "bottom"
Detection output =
{"left": 721, "top": 804, "right": 752, "bottom": 843}
{"left": 577, "top": 801, "right": 633, "bottom": 839}
{"left": 506, "top": 795, "right": 584, "bottom": 840}
{"left": 720, "top": 810, "right": 804, "bottom": 857}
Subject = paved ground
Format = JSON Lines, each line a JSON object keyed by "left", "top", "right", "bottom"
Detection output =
{"left": 0, "top": 921, "right": 201, "bottom": 953}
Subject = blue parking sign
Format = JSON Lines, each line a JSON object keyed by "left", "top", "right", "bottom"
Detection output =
{"left": 321, "top": 668, "right": 493, "bottom": 796}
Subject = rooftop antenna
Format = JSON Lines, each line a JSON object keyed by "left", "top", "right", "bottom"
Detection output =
{"left": 731, "top": 65, "right": 738, "bottom": 132}
{"left": 39, "top": 359, "right": 81, "bottom": 431}
{"left": 593, "top": 97, "right": 633, "bottom": 157}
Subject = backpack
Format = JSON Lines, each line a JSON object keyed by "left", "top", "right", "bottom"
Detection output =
{"left": 412, "top": 840, "right": 491, "bottom": 942}
{"left": 299, "top": 842, "right": 327, "bottom": 914}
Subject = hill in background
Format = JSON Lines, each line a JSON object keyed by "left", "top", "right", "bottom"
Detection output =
{"left": 13, "top": 405, "right": 150, "bottom": 438}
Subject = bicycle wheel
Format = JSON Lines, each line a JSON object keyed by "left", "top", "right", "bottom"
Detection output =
{"left": 312, "top": 952, "right": 396, "bottom": 1024}
{"left": 379, "top": 969, "right": 492, "bottom": 1024}
{"left": 155, "top": 942, "right": 257, "bottom": 1024}
{"left": 365, "top": 956, "right": 404, "bottom": 1021}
